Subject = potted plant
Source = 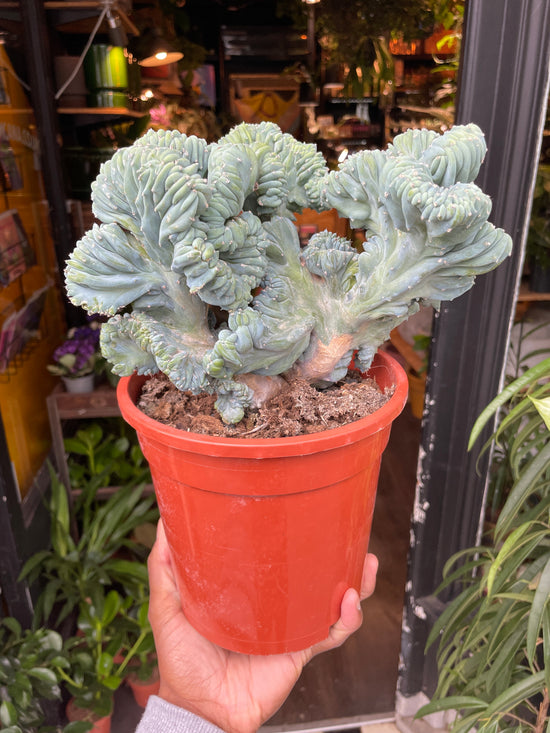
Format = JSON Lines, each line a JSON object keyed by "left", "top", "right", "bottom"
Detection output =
{"left": 115, "top": 598, "right": 159, "bottom": 708}
{"left": 47, "top": 320, "right": 102, "bottom": 393}
{"left": 62, "top": 590, "right": 124, "bottom": 733}
{"left": 20, "top": 468, "right": 158, "bottom": 630}
{"left": 62, "top": 587, "right": 152, "bottom": 733}
{"left": 63, "top": 421, "right": 151, "bottom": 492}
{"left": 64, "top": 120, "right": 512, "bottom": 654}
{"left": 417, "top": 356, "right": 550, "bottom": 731}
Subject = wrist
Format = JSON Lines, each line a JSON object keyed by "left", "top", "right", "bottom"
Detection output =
{"left": 158, "top": 684, "right": 260, "bottom": 733}
{"left": 137, "top": 696, "right": 228, "bottom": 733}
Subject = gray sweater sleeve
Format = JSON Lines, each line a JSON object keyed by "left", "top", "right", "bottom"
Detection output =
{"left": 136, "top": 695, "right": 227, "bottom": 733}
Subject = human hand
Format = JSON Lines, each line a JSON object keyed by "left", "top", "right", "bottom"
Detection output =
{"left": 147, "top": 519, "right": 378, "bottom": 733}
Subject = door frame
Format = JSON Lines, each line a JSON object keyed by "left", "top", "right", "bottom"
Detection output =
{"left": 398, "top": 0, "right": 550, "bottom": 716}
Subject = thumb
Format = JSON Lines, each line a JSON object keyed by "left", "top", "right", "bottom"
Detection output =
{"left": 307, "top": 587, "right": 363, "bottom": 660}
{"left": 148, "top": 519, "right": 183, "bottom": 620}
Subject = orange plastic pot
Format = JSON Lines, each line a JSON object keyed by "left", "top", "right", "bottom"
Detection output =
{"left": 117, "top": 350, "right": 408, "bottom": 655}
{"left": 127, "top": 670, "right": 161, "bottom": 707}
{"left": 66, "top": 699, "right": 111, "bottom": 733}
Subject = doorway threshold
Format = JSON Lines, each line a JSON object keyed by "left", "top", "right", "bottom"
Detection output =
{"left": 261, "top": 711, "right": 397, "bottom": 733}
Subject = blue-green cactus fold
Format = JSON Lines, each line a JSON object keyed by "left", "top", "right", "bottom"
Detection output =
{"left": 65, "top": 122, "right": 512, "bottom": 423}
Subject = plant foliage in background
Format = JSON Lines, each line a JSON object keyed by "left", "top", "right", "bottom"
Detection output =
{"left": 279, "top": 0, "right": 437, "bottom": 46}
{"left": 279, "top": 0, "right": 436, "bottom": 98}
{"left": 418, "top": 357, "right": 550, "bottom": 732}
{"left": 64, "top": 421, "right": 151, "bottom": 491}
{"left": 0, "top": 619, "right": 87, "bottom": 733}
{"left": 20, "top": 469, "right": 158, "bottom": 629}
{"left": 17, "top": 469, "right": 158, "bottom": 725}
{"left": 485, "top": 318, "right": 550, "bottom": 525}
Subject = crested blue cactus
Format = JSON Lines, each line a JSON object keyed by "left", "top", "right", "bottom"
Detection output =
{"left": 65, "top": 121, "right": 512, "bottom": 424}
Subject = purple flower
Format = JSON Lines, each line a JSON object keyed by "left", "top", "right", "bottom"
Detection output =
{"left": 48, "top": 321, "right": 102, "bottom": 377}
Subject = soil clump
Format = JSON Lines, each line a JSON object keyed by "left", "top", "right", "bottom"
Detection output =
{"left": 138, "top": 370, "right": 394, "bottom": 439}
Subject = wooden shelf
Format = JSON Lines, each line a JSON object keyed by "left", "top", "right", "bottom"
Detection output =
{"left": 517, "top": 280, "right": 550, "bottom": 302}
{"left": 44, "top": 1, "right": 139, "bottom": 35}
{"left": 58, "top": 107, "right": 146, "bottom": 117}
{"left": 46, "top": 384, "right": 154, "bottom": 498}
{"left": 47, "top": 384, "right": 120, "bottom": 491}
{"left": 0, "top": 107, "right": 33, "bottom": 114}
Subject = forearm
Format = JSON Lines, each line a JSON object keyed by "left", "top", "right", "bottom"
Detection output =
{"left": 136, "top": 696, "right": 228, "bottom": 733}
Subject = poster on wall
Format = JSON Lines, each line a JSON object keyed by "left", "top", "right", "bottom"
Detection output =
{"left": 0, "top": 209, "right": 34, "bottom": 286}
{"left": 0, "top": 281, "right": 49, "bottom": 372}
{"left": 229, "top": 74, "right": 300, "bottom": 134}
{"left": 0, "top": 136, "right": 23, "bottom": 190}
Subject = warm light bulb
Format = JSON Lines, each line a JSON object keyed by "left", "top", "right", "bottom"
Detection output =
{"left": 155, "top": 51, "right": 168, "bottom": 61}
{"left": 337, "top": 148, "right": 349, "bottom": 163}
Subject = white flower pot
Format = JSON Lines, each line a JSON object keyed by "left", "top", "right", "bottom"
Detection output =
{"left": 62, "top": 374, "right": 95, "bottom": 393}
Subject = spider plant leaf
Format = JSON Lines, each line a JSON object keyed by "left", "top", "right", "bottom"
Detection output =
{"left": 436, "top": 556, "right": 487, "bottom": 590}
{"left": 486, "top": 522, "right": 545, "bottom": 594}
{"left": 426, "top": 583, "right": 481, "bottom": 649}
{"left": 485, "top": 625, "right": 529, "bottom": 696}
{"left": 496, "top": 441, "right": 550, "bottom": 538}
{"left": 448, "top": 709, "right": 486, "bottom": 733}
{"left": 526, "top": 554, "right": 550, "bottom": 663}
{"left": 416, "top": 695, "right": 486, "bottom": 718}
{"left": 508, "top": 413, "right": 547, "bottom": 478}
{"left": 482, "top": 669, "right": 546, "bottom": 718}
{"left": 468, "top": 356, "right": 550, "bottom": 450}
{"left": 543, "top": 606, "right": 550, "bottom": 694}
{"left": 529, "top": 394, "right": 550, "bottom": 431}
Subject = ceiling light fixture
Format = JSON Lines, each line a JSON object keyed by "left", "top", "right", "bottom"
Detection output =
{"left": 137, "top": 27, "right": 183, "bottom": 67}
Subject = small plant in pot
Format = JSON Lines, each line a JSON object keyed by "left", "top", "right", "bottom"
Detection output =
{"left": 64, "top": 121, "right": 512, "bottom": 654}
{"left": 47, "top": 320, "right": 101, "bottom": 393}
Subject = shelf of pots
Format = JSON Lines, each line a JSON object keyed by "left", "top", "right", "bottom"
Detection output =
{"left": 64, "top": 120, "right": 512, "bottom": 655}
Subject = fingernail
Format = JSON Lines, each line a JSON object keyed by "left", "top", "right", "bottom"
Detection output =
{"left": 357, "top": 599, "right": 362, "bottom": 611}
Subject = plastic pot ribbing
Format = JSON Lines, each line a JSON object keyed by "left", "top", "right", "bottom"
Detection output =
{"left": 117, "top": 350, "right": 408, "bottom": 655}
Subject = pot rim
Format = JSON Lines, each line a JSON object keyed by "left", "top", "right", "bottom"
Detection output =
{"left": 116, "top": 350, "right": 408, "bottom": 456}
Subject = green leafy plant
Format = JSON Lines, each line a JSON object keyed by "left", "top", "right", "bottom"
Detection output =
{"left": 19, "top": 468, "right": 158, "bottom": 629}
{"left": 484, "top": 318, "right": 550, "bottom": 524}
{"left": 0, "top": 619, "right": 67, "bottom": 733}
{"left": 417, "top": 356, "right": 550, "bottom": 732}
{"left": 116, "top": 597, "right": 157, "bottom": 684}
{"left": 61, "top": 591, "right": 124, "bottom": 722}
{"left": 64, "top": 121, "right": 512, "bottom": 425}
{"left": 60, "top": 587, "right": 153, "bottom": 722}
{"left": 64, "top": 421, "right": 151, "bottom": 490}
